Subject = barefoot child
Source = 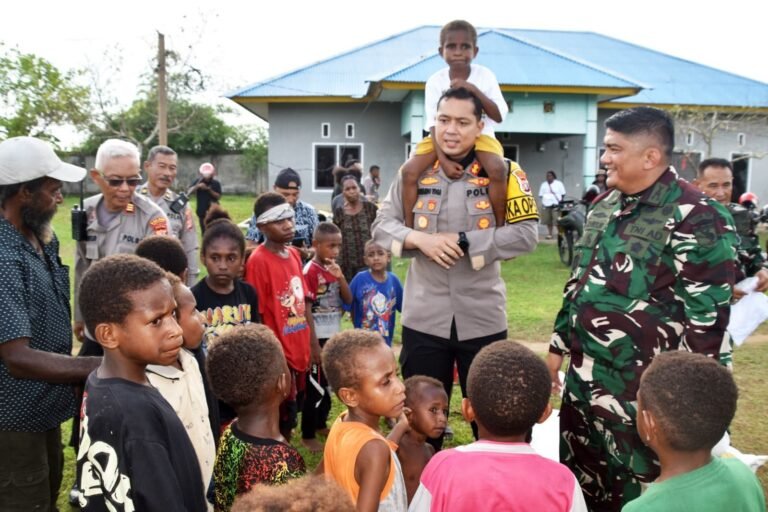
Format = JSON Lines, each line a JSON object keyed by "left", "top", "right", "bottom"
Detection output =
{"left": 301, "top": 222, "right": 352, "bottom": 452}
{"left": 76, "top": 254, "right": 206, "bottom": 511}
{"left": 397, "top": 376, "right": 449, "bottom": 504}
{"left": 410, "top": 341, "right": 586, "bottom": 511}
{"left": 321, "top": 330, "right": 409, "bottom": 511}
{"left": 244, "top": 192, "right": 320, "bottom": 441}
{"left": 401, "top": 19, "right": 508, "bottom": 228}
{"left": 207, "top": 324, "right": 306, "bottom": 511}
{"left": 348, "top": 241, "right": 403, "bottom": 346}
{"left": 623, "top": 351, "right": 765, "bottom": 512}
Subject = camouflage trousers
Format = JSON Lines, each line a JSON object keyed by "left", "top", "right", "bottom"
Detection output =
{"left": 559, "top": 387, "right": 660, "bottom": 512}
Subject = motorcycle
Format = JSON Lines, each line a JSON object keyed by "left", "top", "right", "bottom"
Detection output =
{"left": 556, "top": 197, "right": 586, "bottom": 266}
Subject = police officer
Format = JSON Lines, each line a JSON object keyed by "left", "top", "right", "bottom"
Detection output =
{"left": 693, "top": 157, "right": 768, "bottom": 298}
{"left": 373, "top": 87, "right": 538, "bottom": 448}
{"left": 73, "top": 139, "right": 169, "bottom": 341}
{"left": 138, "top": 145, "right": 199, "bottom": 285}
{"left": 547, "top": 107, "right": 736, "bottom": 511}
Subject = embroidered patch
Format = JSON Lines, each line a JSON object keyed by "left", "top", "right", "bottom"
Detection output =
{"left": 420, "top": 177, "right": 439, "bottom": 186}
{"left": 417, "top": 216, "right": 429, "bottom": 229}
{"left": 469, "top": 162, "right": 481, "bottom": 176}
{"left": 125, "top": 203, "right": 135, "bottom": 214}
{"left": 468, "top": 177, "right": 490, "bottom": 187}
{"left": 416, "top": 200, "right": 424, "bottom": 209}
{"left": 475, "top": 200, "right": 491, "bottom": 210}
{"left": 427, "top": 200, "right": 437, "bottom": 211}
{"left": 149, "top": 217, "right": 169, "bottom": 235}
{"left": 478, "top": 217, "right": 491, "bottom": 230}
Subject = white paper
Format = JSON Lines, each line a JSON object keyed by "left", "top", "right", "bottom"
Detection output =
{"left": 727, "top": 291, "right": 768, "bottom": 346}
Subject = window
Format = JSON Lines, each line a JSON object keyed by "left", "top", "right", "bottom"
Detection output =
{"left": 738, "top": 133, "right": 746, "bottom": 146}
{"left": 543, "top": 101, "right": 555, "bottom": 113}
{"left": 321, "top": 123, "right": 330, "bottom": 138}
{"left": 686, "top": 131, "right": 695, "bottom": 146}
{"left": 313, "top": 143, "right": 362, "bottom": 190}
{"left": 346, "top": 123, "right": 355, "bottom": 139}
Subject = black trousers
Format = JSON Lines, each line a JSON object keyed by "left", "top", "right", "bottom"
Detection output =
{"left": 301, "top": 339, "right": 331, "bottom": 439}
{"left": 399, "top": 321, "right": 505, "bottom": 449}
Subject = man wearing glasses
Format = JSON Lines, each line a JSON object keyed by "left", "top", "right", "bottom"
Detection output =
{"left": 73, "top": 139, "right": 169, "bottom": 341}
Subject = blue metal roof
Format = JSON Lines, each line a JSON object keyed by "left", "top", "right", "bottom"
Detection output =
{"left": 229, "top": 25, "right": 768, "bottom": 108}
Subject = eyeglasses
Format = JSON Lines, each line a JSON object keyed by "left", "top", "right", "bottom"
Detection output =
{"left": 98, "top": 171, "right": 142, "bottom": 188}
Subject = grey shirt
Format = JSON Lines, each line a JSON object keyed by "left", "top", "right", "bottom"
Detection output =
{"left": 137, "top": 184, "right": 200, "bottom": 285}
{"left": 372, "top": 162, "right": 538, "bottom": 341}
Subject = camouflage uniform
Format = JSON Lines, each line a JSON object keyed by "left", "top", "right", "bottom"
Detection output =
{"left": 549, "top": 168, "right": 736, "bottom": 511}
{"left": 727, "top": 202, "right": 766, "bottom": 281}
{"left": 137, "top": 184, "right": 200, "bottom": 286}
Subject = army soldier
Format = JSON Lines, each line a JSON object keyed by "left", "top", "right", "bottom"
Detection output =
{"left": 547, "top": 107, "right": 737, "bottom": 511}
{"left": 138, "top": 145, "right": 200, "bottom": 285}
{"left": 372, "top": 87, "right": 538, "bottom": 448}
{"left": 73, "top": 139, "right": 169, "bottom": 341}
{"left": 694, "top": 157, "right": 768, "bottom": 298}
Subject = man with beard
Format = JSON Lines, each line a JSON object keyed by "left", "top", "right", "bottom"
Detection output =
{"left": 73, "top": 139, "right": 169, "bottom": 342}
{"left": 0, "top": 137, "right": 101, "bottom": 512}
{"left": 137, "top": 145, "right": 199, "bottom": 285}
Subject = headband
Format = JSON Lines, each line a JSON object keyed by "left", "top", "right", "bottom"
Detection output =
{"left": 256, "top": 202, "right": 294, "bottom": 225}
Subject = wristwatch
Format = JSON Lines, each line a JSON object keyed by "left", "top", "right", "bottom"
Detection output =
{"left": 458, "top": 231, "right": 469, "bottom": 252}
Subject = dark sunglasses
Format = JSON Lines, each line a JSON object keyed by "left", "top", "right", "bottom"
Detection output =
{"left": 98, "top": 171, "right": 142, "bottom": 187}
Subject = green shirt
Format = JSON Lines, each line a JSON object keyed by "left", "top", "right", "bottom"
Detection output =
{"left": 622, "top": 457, "right": 766, "bottom": 512}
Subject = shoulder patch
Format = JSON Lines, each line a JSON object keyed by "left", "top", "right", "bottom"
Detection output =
{"left": 690, "top": 211, "right": 717, "bottom": 247}
{"left": 149, "top": 217, "right": 168, "bottom": 235}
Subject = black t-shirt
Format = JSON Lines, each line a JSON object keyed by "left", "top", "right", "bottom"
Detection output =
{"left": 77, "top": 373, "right": 207, "bottom": 512}
{"left": 191, "top": 278, "right": 261, "bottom": 423}
{"left": 193, "top": 177, "right": 222, "bottom": 216}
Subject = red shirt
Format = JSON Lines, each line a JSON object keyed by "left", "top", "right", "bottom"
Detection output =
{"left": 244, "top": 246, "right": 310, "bottom": 371}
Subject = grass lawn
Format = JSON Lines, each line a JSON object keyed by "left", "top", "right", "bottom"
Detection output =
{"left": 51, "top": 193, "right": 767, "bottom": 507}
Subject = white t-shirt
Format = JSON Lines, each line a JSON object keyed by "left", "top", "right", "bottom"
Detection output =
{"left": 539, "top": 179, "right": 566, "bottom": 207}
{"left": 424, "top": 64, "right": 507, "bottom": 137}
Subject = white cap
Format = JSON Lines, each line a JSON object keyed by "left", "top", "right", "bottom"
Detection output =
{"left": 0, "top": 136, "right": 87, "bottom": 185}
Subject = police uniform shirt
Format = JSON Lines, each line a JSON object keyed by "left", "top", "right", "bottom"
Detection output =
{"left": 137, "top": 184, "right": 200, "bottom": 285}
{"left": 74, "top": 192, "right": 169, "bottom": 322}
{"left": 372, "top": 156, "right": 539, "bottom": 341}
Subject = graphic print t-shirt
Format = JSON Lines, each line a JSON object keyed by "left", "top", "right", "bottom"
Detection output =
{"left": 213, "top": 421, "right": 305, "bottom": 511}
{"left": 348, "top": 271, "right": 403, "bottom": 346}
{"left": 244, "top": 245, "right": 311, "bottom": 371}
{"left": 191, "top": 279, "right": 260, "bottom": 348}
{"left": 303, "top": 260, "right": 343, "bottom": 340}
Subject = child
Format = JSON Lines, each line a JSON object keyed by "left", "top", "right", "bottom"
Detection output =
{"left": 301, "top": 222, "right": 352, "bottom": 452}
{"left": 244, "top": 192, "right": 320, "bottom": 441}
{"left": 410, "top": 341, "right": 587, "bottom": 512}
{"left": 76, "top": 254, "right": 206, "bottom": 511}
{"left": 206, "top": 324, "right": 306, "bottom": 511}
{"left": 397, "top": 376, "right": 449, "bottom": 504}
{"left": 192, "top": 206, "right": 261, "bottom": 428}
{"left": 623, "top": 351, "right": 765, "bottom": 512}
{"left": 321, "top": 329, "right": 409, "bottom": 512}
{"left": 348, "top": 240, "right": 403, "bottom": 346}
{"left": 231, "top": 475, "right": 354, "bottom": 512}
{"left": 401, "top": 19, "right": 508, "bottom": 228}
{"left": 145, "top": 272, "right": 216, "bottom": 509}
{"left": 136, "top": 234, "right": 221, "bottom": 448}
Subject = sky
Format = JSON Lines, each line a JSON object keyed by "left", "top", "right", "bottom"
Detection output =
{"left": 2, "top": 0, "right": 767, "bottom": 144}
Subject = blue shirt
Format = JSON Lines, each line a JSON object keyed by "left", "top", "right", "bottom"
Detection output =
{"left": 245, "top": 200, "right": 319, "bottom": 245}
{"left": 347, "top": 270, "right": 403, "bottom": 345}
{"left": 0, "top": 219, "right": 77, "bottom": 431}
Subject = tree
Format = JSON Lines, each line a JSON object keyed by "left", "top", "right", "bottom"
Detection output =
{"left": 0, "top": 44, "right": 90, "bottom": 142}
{"left": 670, "top": 106, "right": 768, "bottom": 161}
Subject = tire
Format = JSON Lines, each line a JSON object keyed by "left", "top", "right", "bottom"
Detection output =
{"left": 558, "top": 229, "right": 574, "bottom": 266}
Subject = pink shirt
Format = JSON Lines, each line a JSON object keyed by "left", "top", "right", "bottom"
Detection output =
{"left": 409, "top": 441, "right": 586, "bottom": 512}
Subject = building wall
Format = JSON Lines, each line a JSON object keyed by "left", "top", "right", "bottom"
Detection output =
{"left": 62, "top": 152, "right": 266, "bottom": 196}
{"left": 268, "top": 102, "right": 406, "bottom": 210}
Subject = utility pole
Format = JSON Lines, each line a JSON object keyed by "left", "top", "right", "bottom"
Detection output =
{"left": 157, "top": 32, "right": 168, "bottom": 145}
